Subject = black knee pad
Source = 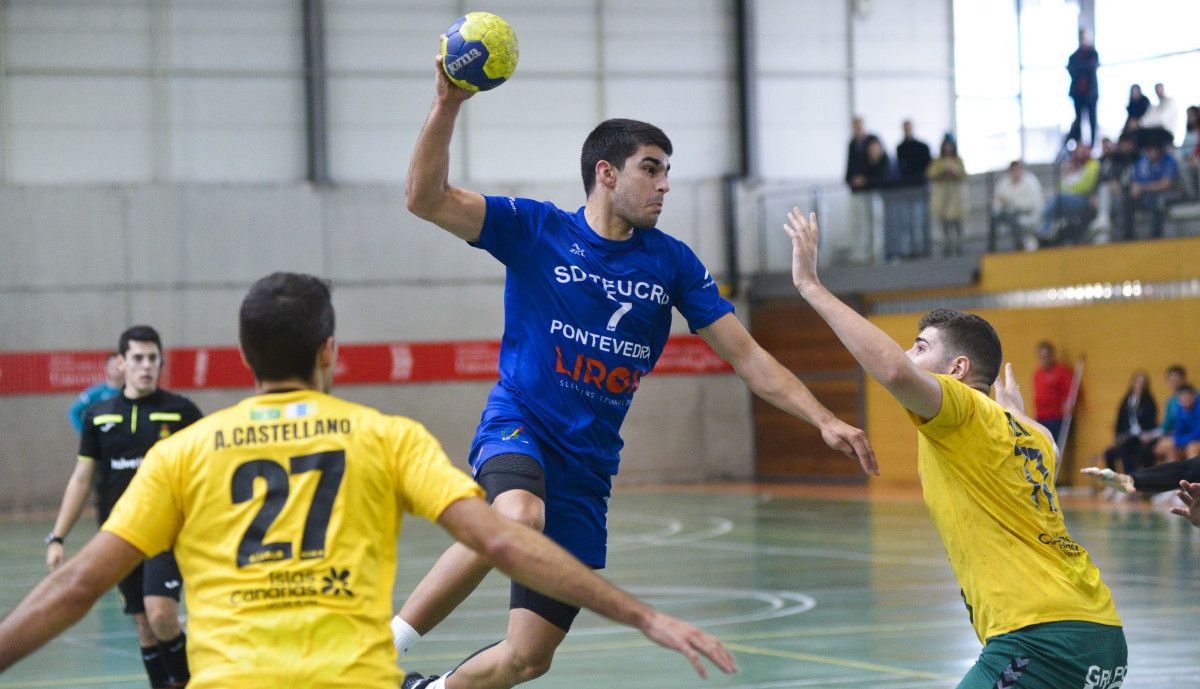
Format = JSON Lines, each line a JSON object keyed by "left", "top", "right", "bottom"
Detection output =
{"left": 510, "top": 581, "right": 580, "bottom": 632}
{"left": 477, "top": 453, "right": 546, "bottom": 503}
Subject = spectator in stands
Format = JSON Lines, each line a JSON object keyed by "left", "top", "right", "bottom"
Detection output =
{"left": 990, "top": 160, "right": 1044, "bottom": 252}
{"left": 1065, "top": 28, "right": 1100, "bottom": 147}
{"left": 1124, "top": 84, "right": 1151, "bottom": 130}
{"left": 1125, "top": 140, "right": 1177, "bottom": 239}
{"left": 891, "top": 119, "right": 933, "bottom": 260}
{"left": 1169, "top": 385, "right": 1200, "bottom": 462}
{"left": 1095, "top": 134, "right": 1138, "bottom": 237}
{"left": 1141, "top": 82, "right": 1179, "bottom": 148}
{"left": 1179, "top": 106, "right": 1199, "bottom": 200}
{"left": 927, "top": 135, "right": 968, "bottom": 256}
{"left": 863, "top": 137, "right": 902, "bottom": 261}
{"left": 1039, "top": 144, "right": 1099, "bottom": 245}
{"left": 67, "top": 353, "right": 122, "bottom": 434}
{"left": 1154, "top": 365, "right": 1190, "bottom": 462}
{"left": 1102, "top": 370, "right": 1157, "bottom": 476}
{"left": 1033, "top": 341, "right": 1074, "bottom": 445}
{"left": 846, "top": 117, "right": 880, "bottom": 262}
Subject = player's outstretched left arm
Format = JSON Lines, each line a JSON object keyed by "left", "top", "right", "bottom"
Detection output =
{"left": 783, "top": 209, "right": 943, "bottom": 421}
{"left": 438, "top": 497, "right": 739, "bottom": 679}
{"left": 1170, "top": 481, "right": 1200, "bottom": 529}
{"left": 699, "top": 314, "right": 877, "bottom": 475}
{"left": 0, "top": 532, "right": 143, "bottom": 672}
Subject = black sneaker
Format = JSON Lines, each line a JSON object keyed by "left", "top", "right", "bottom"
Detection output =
{"left": 401, "top": 672, "right": 439, "bottom": 689}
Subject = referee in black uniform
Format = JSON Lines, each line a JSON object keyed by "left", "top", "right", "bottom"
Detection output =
{"left": 45, "top": 325, "right": 201, "bottom": 689}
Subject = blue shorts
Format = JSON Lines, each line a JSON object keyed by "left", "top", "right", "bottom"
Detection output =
{"left": 471, "top": 413, "right": 612, "bottom": 568}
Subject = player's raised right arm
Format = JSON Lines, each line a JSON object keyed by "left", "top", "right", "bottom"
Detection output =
{"left": 405, "top": 55, "right": 486, "bottom": 242}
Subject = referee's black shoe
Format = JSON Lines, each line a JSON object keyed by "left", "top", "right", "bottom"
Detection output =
{"left": 401, "top": 672, "right": 438, "bottom": 689}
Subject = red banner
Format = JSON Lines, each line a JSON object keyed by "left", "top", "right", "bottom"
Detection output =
{"left": 0, "top": 336, "right": 731, "bottom": 396}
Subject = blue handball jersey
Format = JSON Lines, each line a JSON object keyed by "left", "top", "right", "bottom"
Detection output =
{"left": 473, "top": 196, "right": 734, "bottom": 476}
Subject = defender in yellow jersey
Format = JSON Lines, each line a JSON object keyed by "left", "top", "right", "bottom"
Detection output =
{"left": 0, "top": 273, "right": 738, "bottom": 687}
{"left": 782, "top": 210, "right": 1126, "bottom": 688}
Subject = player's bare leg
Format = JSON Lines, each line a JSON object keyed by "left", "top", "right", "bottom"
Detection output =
{"left": 398, "top": 490, "right": 545, "bottom": 635}
{"left": 445, "top": 608, "right": 566, "bottom": 689}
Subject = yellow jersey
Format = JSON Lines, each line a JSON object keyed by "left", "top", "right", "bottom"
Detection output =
{"left": 910, "top": 374, "right": 1121, "bottom": 642}
{"left": 102, "top": 390, "right": 483, "bottom": 689}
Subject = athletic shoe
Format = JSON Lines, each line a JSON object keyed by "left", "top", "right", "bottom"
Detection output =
{"left": 401, "top": 672, "right": 438, "bottom": 689}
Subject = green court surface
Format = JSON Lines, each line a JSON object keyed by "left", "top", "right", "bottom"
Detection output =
{"left": 1, "top": 487, "right": 1196, "bottom": 688}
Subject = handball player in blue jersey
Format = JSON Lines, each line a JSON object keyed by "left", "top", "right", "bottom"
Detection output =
{"left": 394, "top": 56, "right": 878, "bottom": 689}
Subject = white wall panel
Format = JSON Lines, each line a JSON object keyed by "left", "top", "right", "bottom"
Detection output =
{"left": 171, "top": 187, "right": 324, "bottom": 282}
{"left": 757, "top": 76, "right": 851, "bottom": 179}
{"left": 128, "top": 287, "right": 246, "bottom": 348}
{"left": 465, "top": 79, "right": 599, "bottom": 183}
{"left": 756, "top": 0, "right": 849, "bottom": 74}
{"left": 0, "top": 188, "right": 125, "bottom": 288}
{"left": 0, "top": 292, "right": 126, "bottom": 350}
{"left": 168, "top": 0, "right": 301, "bottom": 72}
{"left": 605, "top": 0, "right": 733, "bottom": 74}
{"left": 604, "top": 77, "right": 737, "bottom": 180}
{"left": 326, "top": 1, "right": 456, "bottom": 72}
{"left": 484, "top": 1, "right": 599, "bottom": 75}
{"left": 854, "top": 77, "right": 952, "bottom": 152}
{"left": 327, "top": 76, "right": 448, "bottom": 183}
{"left": 168, "top": 77, "right": 305, "bottom": 181}
{"left": 4, "top": 1, "right": 152, "bottom": 70}
{"left": 852, "top": 0, "right": 950, "bottom": 74}
{"left": 7, "top": 76, "right": 153, "bottom": 182}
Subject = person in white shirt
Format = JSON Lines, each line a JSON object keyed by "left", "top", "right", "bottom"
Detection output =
{"left": 1141, "top": 83, "right": 1180, "bottom": 146}
{"left": 990, "top": 160, "right": 1044, "bottom": 251}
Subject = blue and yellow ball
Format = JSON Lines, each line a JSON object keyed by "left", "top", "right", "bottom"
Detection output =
{"left": 440, "top": 12, "right": 519, "bottom": 92}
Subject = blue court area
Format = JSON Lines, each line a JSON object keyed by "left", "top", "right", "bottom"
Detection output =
{"left": 1, "top": 486, "right": 1197, "bottom": 688}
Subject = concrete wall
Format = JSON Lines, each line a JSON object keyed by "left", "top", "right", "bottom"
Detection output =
{"left": 0, "top": 0, "right": 957, "bottom": 511}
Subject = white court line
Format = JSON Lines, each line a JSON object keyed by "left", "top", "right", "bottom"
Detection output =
{"left": 425, "top": 586, "right": 816, "bottom": 641}
{"left": 680, "top": 539, "right": 949, "bottom": 567}
{"left": 608, "top": 515, "right": 734, "bottom": 551}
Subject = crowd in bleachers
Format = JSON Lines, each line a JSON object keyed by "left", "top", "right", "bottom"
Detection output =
{"left": 1093, "top": 364, "right": 1200, "bottom": 501}
{"left": 843, "top": 29, "right": 1199, "bottom": 264}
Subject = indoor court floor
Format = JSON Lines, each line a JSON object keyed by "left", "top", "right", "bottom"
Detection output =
{"left": 1, "top": 485, "right": 1196, "bottom": 688}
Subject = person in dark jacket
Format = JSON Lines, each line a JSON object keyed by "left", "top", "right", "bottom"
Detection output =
{"left": 890, "top": 120, "right": 932, "bottom": 259}
{"left": 1066, "top": 29, "right": 1100, "bottom": 147}
{"left": 1124, "top": 84, "right": 1151, "bottom": 129}
{"left": 1103, "top": 371, "right": 1158, "bottom": 475}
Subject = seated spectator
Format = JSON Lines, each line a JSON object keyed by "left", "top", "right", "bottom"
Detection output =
{"left": 1124, "top": 83, "right": 1151, "bottom": 130}
{"left": 1123, "top": 141, "right": 1177, "bottom": 239}
{"left": 990, "top": 160, "right": 1044, "bottom": 251}
{"left": 1169, "top": 385, "right": 1200, "bottom": 462}
{"left": 1039, "top": 144, "right": 1099, "bottom": 245}
{"left": 1179, "top": 105, "right": 1199, "bottom": 200}
{"left": 1095, "top": 134, "right": 1138, "bottom": 235}
{"left": 1102, "top": 370, "right": 1157, "bottom": 475}
{"left": 927, "top": 135, "right": 968, "bottom": 256}
{"left": 1154, "top": 365, "right": 1189, "bottom": 462}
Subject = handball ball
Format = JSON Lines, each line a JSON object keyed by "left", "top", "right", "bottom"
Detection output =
{"left": 440, "top": 11, "right": 519, "bottom": 92}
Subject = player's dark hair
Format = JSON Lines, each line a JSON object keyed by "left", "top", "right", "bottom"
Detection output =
{"left": 1179, "top": 384, "right": 1196, "bottom": 396}
{"left": 1167, "top": 364, "right": 1187, "bottom": 378}
{"left": 1036, "top": 340, "right": 1055, "bottom": 353}
{"left": 239, "top": 272, "right": 335, "bottom": 383}
{"left": 918, "top": 308, "right": 1002, "bottom": 389}
{"left": 580, "top": 118, "right": 673, "bottom": 196}
{"left": 118, "top": 325, "right": 162, "bottom": 357}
